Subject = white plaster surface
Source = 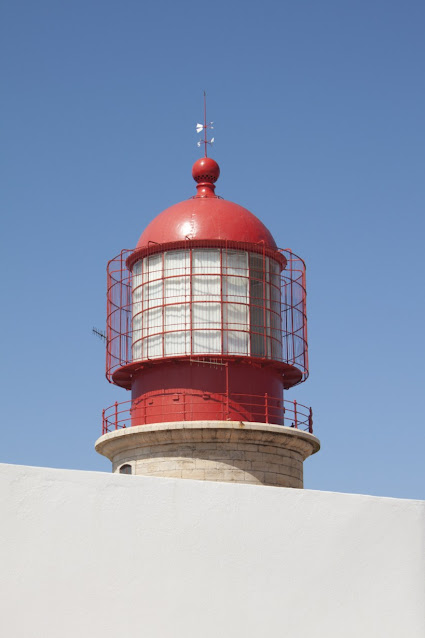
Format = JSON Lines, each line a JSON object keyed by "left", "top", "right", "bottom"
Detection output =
{"left": 0, "top": 462, "right": 424, "bottom": 638}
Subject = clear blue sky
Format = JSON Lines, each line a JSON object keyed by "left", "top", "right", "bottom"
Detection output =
{"left": 1, "top": 0, "right": 424, "bottom": 499}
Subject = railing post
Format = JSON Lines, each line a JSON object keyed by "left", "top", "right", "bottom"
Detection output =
{"left": 102, "top": 408, "right": 106, "bottom": 435}
{"left": 294, "top": 400, "right": 298, "bottom": 429}
{"left": 225, "top": 363, "right": 230, "bottom": 420}
{"left": 309, "top": 407, "right": 313, "bottom": 434}
{"left": 114, "top": 401, "right": 118, "bottom": 431}
{"left": 265, "top": 393, "right": 269, "bottom": 424}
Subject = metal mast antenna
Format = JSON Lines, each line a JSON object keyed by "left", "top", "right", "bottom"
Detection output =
{"left": 196, "top": 91, "right": 214, "bottom": 156}
{"left": 203, "top": 90, "right": 207, "bottom": 158}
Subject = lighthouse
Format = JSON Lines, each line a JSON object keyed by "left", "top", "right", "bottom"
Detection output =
{"left": 95, "top": 117, "right": 320, "bottom": 487}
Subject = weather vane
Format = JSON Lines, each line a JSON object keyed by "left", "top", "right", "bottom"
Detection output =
{"left": 196, "top": 91, "right": 214, "bottom": 157}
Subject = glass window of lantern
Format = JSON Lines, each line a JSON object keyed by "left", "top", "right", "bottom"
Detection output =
{"left": 249, "top": 252, "right": 267, "bottom": 357}
{"left": 142, "top": 333, "right": 162, "bottom": 359}
{"left": 192, "top": 302, "right": 221, "bottom": 328}
{"left": 164, "top": 329, "right": 191, "bottom": 356}
{"left": 139, "top": 254, "right": 163, "bottom": 358}
{"left": 192, "top": 330, "right": 221, "bottom": 354}
{"left": 222, "top": 250, "right": 249, "bottom": 355}
{"left": 192, "top": 249, "right": 221, "bottom": 353}
{"left": 131, "top": 247, "right": 282, "bottom": 363}
{"left": 164, "top": 250, "right": 190, "bottom": 303}
{"left": 270, "top": 258, "right": 282, "bottom": 360}
{"left": 192, "top": 249, "right": 221, "bottom": 301}
{"left": 192, "top": 250, "right": 220, "bottom": 299}
{"left": 192, "top": 249, "right": 220, "bottom": 274}
{"left": 132, "top": 260, "right": 144, "bottom": 360}
{"left": 249, "top": 252, "right": 278, "bottom": 358}
{"left": 164, "top": 303, "right": 190, "bottom": 356}
{"left": 143, "top": 253, "right": 162, "bottom": 283}
{"left": 163, "top": 250, "right": 190, "bottom": 356}
{"left": 133, "top": 259, "right": 143, "bottom": 292}
{"left": 192, "top": 301, "right": 221, "bottom": 353}
{"left": 164, "top": 250, "right": 189, "bottom": 277}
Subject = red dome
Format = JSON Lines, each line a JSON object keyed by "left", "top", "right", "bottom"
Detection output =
{"left": 136, "top": 198, "right": 276, "bottom": 249}
{"left": 136, "top": 159, "right": 277, "bottom": 249}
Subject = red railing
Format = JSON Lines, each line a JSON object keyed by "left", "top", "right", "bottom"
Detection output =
{"left": 106, "top": 243, "right": 308, "bottom": 386}
{"left": 101, "top": 393, "right": 313, "bottom": 435}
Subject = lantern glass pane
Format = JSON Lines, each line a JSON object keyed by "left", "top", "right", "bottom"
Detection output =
{"left": 133, "top": 259, "right": 143, "bottom": 292}
{"left": 143, "top": 280, "right": 163, "bottom": 310}
{"left": 165, "top": 276, "right": 189, "bottom": 303}
{"left": 164, "top": 250, "right": 189, "bottom": 276}
{"left": 165, "top": 303, "right": 189, "bottom": 331}
{"left": 192, "top": 275, "right": 220, "bottom": 300}
{"left": 164, "top": 331, "right": 190, "bottom": 356}
{"left": 193, "top": 302, "right": 221, "bottom": 329}
{"left": 143, "top": 253, "right": 162, "bottom": 282}
{"left": 223, "top": 302, "right": 248, "bottom": 330}
{"left": 224, "top": 330, "right": 249, "bottom": 355}
{"left": 193, "top": 330, "right": 221, "bottom": 354}
{"left": 223, "top": 275, "right": 249, "bottom": 303}
{"left": 132, "top": 339, "right": 142, "bottom": 360}
{"left": 143, "top": 307, "right": 163, "bottom": 337}
{"left": 222, "top": 250, "right": 248, "bottom": 276}
{"left": 192, "top": 249, "right": 220, "bottom": 273}
{"left": 143, "top": 334, "right": 163, "bottom": 359}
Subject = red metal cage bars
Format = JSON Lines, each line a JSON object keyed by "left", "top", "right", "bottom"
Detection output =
{"left": 106, "top": 243, "right": 308, "bottom": 385}
{"left": 102, "top": 393, "right": 313, "bottom": 435}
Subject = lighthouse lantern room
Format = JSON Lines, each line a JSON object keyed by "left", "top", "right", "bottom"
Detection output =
{"left": 96, "top": 114, "right": 319, "bottom": 487}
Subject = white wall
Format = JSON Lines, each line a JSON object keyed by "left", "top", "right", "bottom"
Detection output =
{"left": 0, "top": 463, "right": 423, "bottom": 638}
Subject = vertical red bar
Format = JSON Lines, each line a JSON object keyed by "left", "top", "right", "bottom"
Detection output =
{"left": 161, "top": 252, "right": 165, "bottom": 357}
{"left": 290, "top": 254, "right": 295, "bottom": 364}
{"left": 102, "top": 409, "right": 106, "bottom": 435}
{"left": 283, "top": 266, "right": 289, "bottom": 363}
{"left": 106, "top": 262, "right": 111, "bottom": 380}
{"left": 309, "top": 407, "right": 313, "bottom": 434}
{"left": 114, "top": 401, "right": 118, "bottom": 431}
{"left": 262, "top": 244, "right": 267, "bottom": 357}
{"left": 119, "top": 253, "right": 123, "bottom": 366}
{"left": 303, "top": 265, "right": 308, "bottom": 377}
{"left": 145, "top": 248, "right": 149, "bottom": 360}
{"left": 225, "top": 362, "right": 230, "bottom": 420}
{"left": 294, "top": 400, "right": 298, "bottom": 429}
{"left": 265, "top": 392, "right": 269, "bottom": 424}
{"left": 126, "top": 265, "right": 131, "bottom": 364}
{"left": 220, "top": 247, "right": 224, "bottom": 354}
{"left": 189, "top": 245, "right": 193, "bottom": 355}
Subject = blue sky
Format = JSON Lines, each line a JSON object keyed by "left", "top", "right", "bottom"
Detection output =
{"left": 1, "top": 0, "right": 424, "bottom": 499}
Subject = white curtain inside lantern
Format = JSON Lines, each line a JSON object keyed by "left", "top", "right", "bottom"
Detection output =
{"left": 222, "top": 250, "right": 249, "bottom": 354}
{"left": 132, "top": 260, "right": 143, "bottom": 360}
{"left": 141, "top": 253, "right": 163, "bottom": 358}
{"left": 192, "top": 249, "right": 221, "bottom": 353}
{"left": 131, "top": 248, "right": 282, "bottom": 362}
{"left": 163, "top": 250, "right": 190, "bottom": 356}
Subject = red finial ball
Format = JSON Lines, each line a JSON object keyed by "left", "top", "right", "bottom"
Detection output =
{"left": 192, "top": 157, "right": 220, "bottom": 184}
